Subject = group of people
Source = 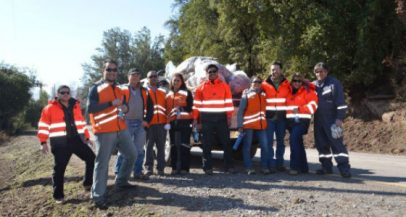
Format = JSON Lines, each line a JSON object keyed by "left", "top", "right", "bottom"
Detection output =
{"left": 37, "top": 59, "right": 351, "bottom": 208}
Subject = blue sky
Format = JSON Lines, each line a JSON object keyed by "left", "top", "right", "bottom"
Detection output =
{"left": 0, "top": 0, "right": 174, "bottom": 96}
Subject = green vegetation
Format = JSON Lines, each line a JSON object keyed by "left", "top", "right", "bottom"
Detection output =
{"left": 164, "top": 0, "right": 405, "bottom": 100}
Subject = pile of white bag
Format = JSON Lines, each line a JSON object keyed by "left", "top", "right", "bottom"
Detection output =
{"left": 165, "top": 56, "right": 251, "bottom": 96}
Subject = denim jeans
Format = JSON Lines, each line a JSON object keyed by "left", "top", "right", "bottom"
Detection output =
{"left": 242, "top": 129, "right": 269, "bottom": 169}
{"left": 115, "top": 119, "right": 146, "bottom": 176}
{"left": 91, "top": 130, "right": 136, "bottom": 202}
{"left": 266, "top": 118, "right": 287, "bottom": 168}
{"left": 289, "top": 124, "right": 308, "bottom": 172}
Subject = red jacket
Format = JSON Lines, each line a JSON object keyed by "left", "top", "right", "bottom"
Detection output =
{"left": 193, "top": 78, "right": 234, "bottom": 120}
{"left": 242, "top": 90, "right": 267, "bottom": 130}
{"left": 148, "top": 87, "right": 167, "bottom": 125}
{"left": 166, "top": 89, "right": 193, "bottom": 122}
{"left": 286, "top": 84, "right": 318, "bottom": 120}
{"left": 262, "top": 78, "right": 291, "bottom": 113}
{"left": 37, "top": 99, "right": 89, "bottom": 145}
{"left": 88, "top": 80, "right": 127, "bottom": 133}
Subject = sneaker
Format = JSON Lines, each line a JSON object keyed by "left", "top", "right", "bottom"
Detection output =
{"left": 145, "top": 170, "right": 153, "bottom": 176}
{"left": 171, "top": 170, "right": 180, "bottom": 175}
{"left": 157, "top": 170, "right": 165, "bottom": 176}
{"left": 261, "top": 168, "right": 271, "bottom": 175}
{"left": 225, "top": 168, "right": 237, "bottom": 174}
{"left": 289, "top": 169, "right": 299, "bottom": 175}
{"left": 246, "top": 169, "right": 256, "bottom": 175}
{"left": 133, "top": 174, "right": 149, "bottom": 180}
{"left": 340, "top": 170, "right": 352, "bottom": 178}
{"left": 268, "top": 167, "right": 277, "bottom": 174}
{"left": 116, "top": 182, "right": 137, "bottom": 190}
{"left": 83, "top": 185, "right": 92, "bottom": 192}
{"left": 55, "top": 197, "right": 64, "bottom": 204}
{"left": 316, "top": 168, "right": 333, "bottom": 175}
{"left": 204, "top": 169, "right": 213, "bottom": 175}
{"left": 93, "top": 200, "right": 108, "bottom": 210}
{"left": 276, "top": 166, "right": 287, "bottom": 172}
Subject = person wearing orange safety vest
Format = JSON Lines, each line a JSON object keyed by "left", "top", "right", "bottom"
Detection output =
{"left": 37, "top": 85, "right": 95, "bottom": 204}
{"left": 193, "top": 64, "right": 235, "bottom": 175}
{"left": 261, "top": 61, "right": 291, "bottom": 172}
{"left": 166, "top": 73, "right": 193, "bottom": 175}
{"left": 144, "top": 70, "right": 168, "bottom": 176}
{"left": 237, "top": 76, "right": 270, "bottom": 175}
{"left": 86, "top": 59, "right": 136, "bottom": 209}
{"left": 114, "top": 68, "right": 154, "bottom": 181}
{"left": 285, "top": 73, "right": 318, "bottom": 175}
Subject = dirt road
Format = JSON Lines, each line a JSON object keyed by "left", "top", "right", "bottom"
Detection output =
{"left": 0, "top": 134, "right": 405, "bottom": 216}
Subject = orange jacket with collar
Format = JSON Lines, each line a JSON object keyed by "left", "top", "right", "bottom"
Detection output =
{"left": 286, "top": 84, "right": 318, "bottom": 120}
{"left": 87, "top": 80, "right": 127, "bottom": 133}
{"left": 37, "top": 98, "right": 89, "bottom": 145}
{"left": 261, "top": 78, "right": 291, "bottom": 117}
{"left": 166, "top": 89, "right": 193, "bottom": 122}
{"left": 147, "top": 86, "right": 167, "bottom": 125}
{"left": 193, "top": 78, "right": 234, "bottom": 121}
{"left": 241, "top": 89, "right": 267, "bottom": 130}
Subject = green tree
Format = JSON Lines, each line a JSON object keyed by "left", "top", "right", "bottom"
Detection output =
{"left": 25, "top": 90, "right": 49, "bottom": 128}
{"left": 0, "top": 63, "right": 34, "bottom": 132}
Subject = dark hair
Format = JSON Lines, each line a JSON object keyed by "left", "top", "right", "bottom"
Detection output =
{"left": 57, "top": 85, "right": 70, "bottom": 93}
{"left": 291, "top": 72, "right": 304, "bottom": 82}
{"left": 250, "top": 75, "right": 263, "bottom": 82}
{"left": 206, "top": 64, "right": 218, "bottom": 71}
{"left": 314, "top": 62, "right": 329, "bottom": 72}
{"left": 104, "top": 59, "right": 118, "bottom": 67}
{"left": 171, "top": 73, "right": 187, "bottom": 91}
{"left": 128, "top": 68, "right": 140, "bottom": 75}
{"left": 271, "top": 60, "right": 283, "bottom": 69}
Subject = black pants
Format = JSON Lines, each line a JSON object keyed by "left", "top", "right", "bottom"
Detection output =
{"left": 201, "top": 119, "right": 233, "bottom": 171}
{"left": 50, "top": 137, "right": 95, "bottom": 199}
{"left": 169, "top": 126, "right": 192, "bottom": 171}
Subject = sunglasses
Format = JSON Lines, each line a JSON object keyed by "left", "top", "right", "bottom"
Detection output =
{"left": 252, "top": 80, "right": 262, "bottom": 84}
{"left": 105, "top": 68, "right": 118, "bottom": 72}
{"left": 292, "top": 79, "right": 302, "bottom": 83}
{"left": 148, "top": 75, "right": 158, "bottom": 78}
{"left": 59, "top": 91, "right": 70, "bottom": 95}
{"left": 208, "top": 70, "right": 218, "bottom": 74}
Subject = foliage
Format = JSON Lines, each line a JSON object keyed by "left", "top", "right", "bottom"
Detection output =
{"left": 0, "top": 63, "right": 34, "bottom": 133}
{"left": 165, "top": 0, "right": 405, "bottom": 99}
{"left": 81, "top": 27, "right": 165, "bottom": 101}
{"left": 25, "top": 90, "right": 49, "bottom": 128}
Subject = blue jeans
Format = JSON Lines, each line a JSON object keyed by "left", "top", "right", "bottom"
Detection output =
{"left": 242, "top": 129, "right": 269, "bottom": 169}
{"left": 289, "top": 124, "right": 308, "bottom": 172}
{"left": 266, "top": 118, "right": 287, "bottom": 168}
{"left": 91, "top": 130, "right": 136, "bottom": 202}
{"left": 115, "top": 119, "right": 146, "bottom": 176}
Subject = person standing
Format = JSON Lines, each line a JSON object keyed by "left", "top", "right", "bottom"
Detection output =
{"left": 262, "top": 61, "right": 291, "bottom": 172}
{"left": 166, "top": 73, "right": 193, "bottom": 175}
{"left": 115, "top": 68, "right": 153, "bottom": 180}
{"left": 144, "top": 70, "right": 168, "bottom": 176}
{"left": 313, "top": 62, "right": 351, "bottom": 178}
{"left": 237, "top": 76, "right": 270, "bottom": 175}
{"left": 193, "top": 64, "right": 235, "bottom": 175}
{"left": 87, "top": 59, "right": 136, "bottom": 209}
{"left": 37, "top": 85, "right": 95, "bottom": 204}
{"left": 285, "top": 73, "right": 318, "bottom": 175}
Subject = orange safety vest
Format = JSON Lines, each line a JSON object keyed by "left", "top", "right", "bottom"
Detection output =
{"left": 37, "top": 99, "right": 89, "bottom": 144}
{"left": 88, "top": 82, "right": 127, "bottom": 133}
{"left": 262, "top": 79, "right": 291, "bottom": 112}
{"left": 119, "top": 84, "right": 149, "bottom": 118}
{"left": 148, "top": 87, "right": 167, "bottom": 125}
{"left": 193, "top": 78, "right": 234, "bottom": 120}
{"left": 242, "top": 91, "right": 267, "bottom": 130}
{"left": 166, "top": 89, "right": 193, "bottom": 122}
{"left": 286, "top": 85, "right": 318, "bottom": 120}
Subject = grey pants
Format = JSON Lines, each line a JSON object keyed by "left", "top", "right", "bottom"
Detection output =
{"left": 145, "top": 124, "right": 167, "bottom": 172}
{"left": 91, "top": 130, "right": 136, "bottom": 202}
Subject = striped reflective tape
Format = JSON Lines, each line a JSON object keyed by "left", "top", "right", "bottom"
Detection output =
{"left": 337, "top": 105, "right": 348, "bottom": 110}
